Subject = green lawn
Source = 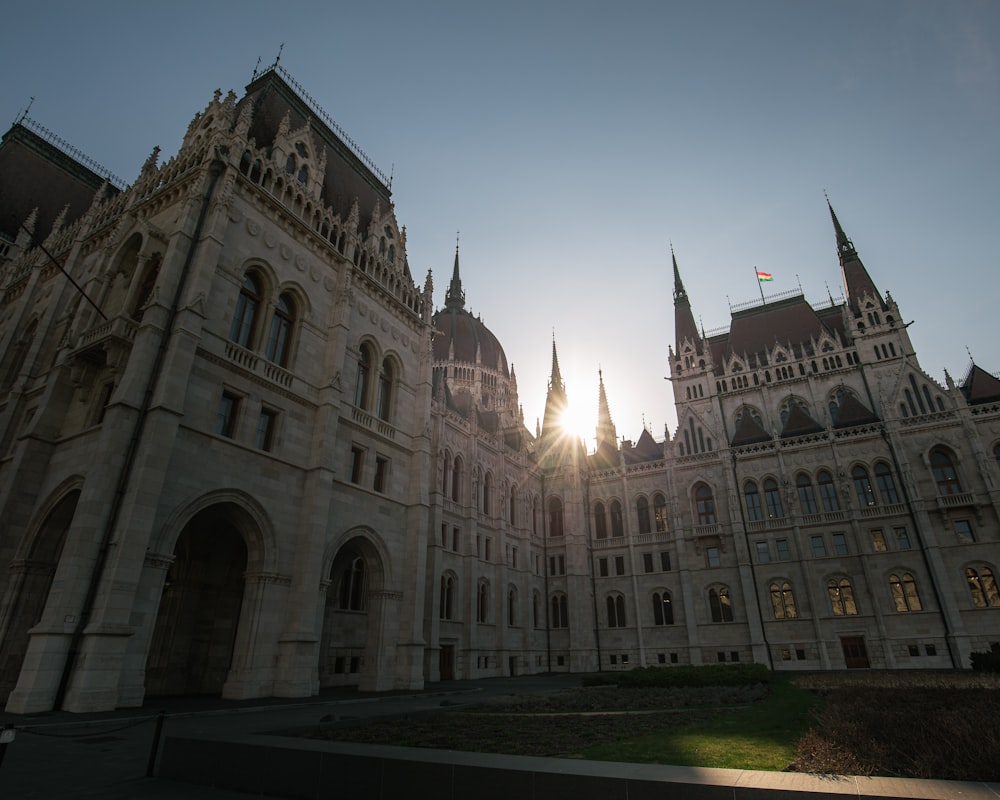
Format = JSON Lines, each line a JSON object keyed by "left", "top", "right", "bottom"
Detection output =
{"left": 574, "top": 674, "right": 820, "bottom": 771}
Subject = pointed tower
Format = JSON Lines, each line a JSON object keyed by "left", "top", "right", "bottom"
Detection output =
{"left": 672, "top": 247, "right": 702, "bottom": 355}
{"left": 594, "top": 368, "right": 619, "bottom": 466}
{"left": 828, "top": 199, "right": 886, "bottom": 315}
{"left": 445, "top": 243, "right": 465, "bottom": 310}
{"left": 541, "top": 335, "right": 568, "bottom": 436}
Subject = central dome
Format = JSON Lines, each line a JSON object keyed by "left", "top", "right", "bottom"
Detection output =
{"left": 432, "top": 306, "right": 509, "bottom": 377}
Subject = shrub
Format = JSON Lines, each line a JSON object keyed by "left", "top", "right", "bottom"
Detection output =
{"left": 970, "top": 650, "right": 1000, "bottom": 673}
{"left": 582, "top": 663, "right": 770, "bottom": 689}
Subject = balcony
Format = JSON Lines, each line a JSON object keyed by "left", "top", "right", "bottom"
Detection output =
{"left": 70, "top": 314, "right": 139, "bottom": 364}
{"left": 937, "top": 492, "right": 975, "bottom": 509}
{"left": 351, "top": 405, "right": 396, "bottom": 441}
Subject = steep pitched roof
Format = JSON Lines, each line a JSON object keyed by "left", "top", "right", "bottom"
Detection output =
{"left": 623, "top": 428, "right": 662, "bottom": 464}
{"left": 780, "top": 402, "right": 824, "bottom": 439}
{"left": 961, "top": 364, "right": 1000, "bottom": 405}
{"left": 832, "top": 392, "right": 879, "bottom": 428}
{"left": 730, "top": 412, "right": 772, "bottom": 447}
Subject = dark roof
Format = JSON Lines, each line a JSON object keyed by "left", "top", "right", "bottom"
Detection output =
{"left": 730, "top": 412, "right": 772, "bottom": 447}
{"left": 0, "top": 122, "right": 119, "bottom": 242}
{"left": 623, "top": 428, "right": 662, "bottom": 464}
{"left": 832, "top": 392, "right": 879, "bottom": 428}
{"left": 238, "top": 69, "right": 391, "bottom": 229}
{"left": 728, "top": 295, "right": 827, "bottom": 359}
{"left": 961, "top": 364, "right": 1000, "bottom": 405}
{"left": 780, "top": 402, "right": 824, "bottom": 439}
{"left": 432, "top": 306, "right": 509, "bottom": 377}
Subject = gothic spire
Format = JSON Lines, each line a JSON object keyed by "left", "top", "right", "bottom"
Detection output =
{"left": 672, "top": 247, "right": 702, "bottom": 354}
{"left": 541, "top": 334, "right": 568, "bottom": 436}
{"left": 827, "top": 198, "right": 885, "bottom": 314}
{"left": 595, "top": 368, "right": 618, "bottom": 459}
{"left": 444, "top": 238, "right": 465, "bottom": 310}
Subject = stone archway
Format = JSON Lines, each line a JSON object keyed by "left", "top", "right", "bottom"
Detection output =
{"left": 0, "top": 490, "right": 79, "bottom": 704}
{"left": 145, "top": 506, "right": 248, "bottom": 696}
{"left": 318, "top": 534, "right": 397, "bottom": 691}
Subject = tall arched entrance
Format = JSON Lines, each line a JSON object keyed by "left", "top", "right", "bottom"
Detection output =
{"left": 0, "top": 490, "right": 79, "bottom": 704}
{"left": 319, "top": 535, "right": 391, "bottom": 689}
{"left": 145, "top": 506, "right": 248, "bottom": 696}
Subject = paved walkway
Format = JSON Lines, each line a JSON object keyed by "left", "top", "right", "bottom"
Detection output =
{"left": 0, "top": 675, "right": 580, "bottom": 799}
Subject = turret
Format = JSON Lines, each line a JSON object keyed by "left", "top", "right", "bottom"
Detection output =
{"left": 541, "top": 335, "right": 568, "bottom": 436}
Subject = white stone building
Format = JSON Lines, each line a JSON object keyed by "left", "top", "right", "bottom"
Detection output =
{"left": 0, "top": 65, "right": 997, "bottom": 713}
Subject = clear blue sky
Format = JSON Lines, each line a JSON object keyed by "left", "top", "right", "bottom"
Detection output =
{"left": 3, "top": 1, "right": 998, "bottom": 446}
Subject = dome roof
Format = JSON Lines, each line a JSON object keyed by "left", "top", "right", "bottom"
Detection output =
{"left": 432, "top": 306, "right": 509, "bottom": 377}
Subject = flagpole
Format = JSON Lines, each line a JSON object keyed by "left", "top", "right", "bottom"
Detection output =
{"left": 755, "top": 265, "right": 765, "bottom": 303}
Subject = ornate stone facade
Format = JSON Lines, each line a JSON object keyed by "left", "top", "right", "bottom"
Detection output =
{"left": 0, "top": 65, "right": 997, "bottom": 713}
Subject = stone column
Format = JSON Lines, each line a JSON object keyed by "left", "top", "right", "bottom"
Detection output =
{"left": 359, "top": 589, "right": 402, "bottom": 692}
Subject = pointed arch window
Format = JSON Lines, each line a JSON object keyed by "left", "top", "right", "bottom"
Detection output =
{"left": 889, "top": 573, "right": 922, "bottom": 612}
{"left": 548, "top": 497, "right": 564, "bottom": 537}
{"left": 451, "top": 456, "right": 463, "bottom": 503}
{"left": 482, "top": 472, "right": 493, "bottom": 516}
{"left": 265, "top": 293, "right": 295, "bottom": 366}
{"left": 476, "top": 580, "right": 490, "bottom": 623}
{"left": 763, "top": 478, "right": 783, "bottom": 518}
{"left": 610, "top": 500, "right": 624, "bottom": 537}
{"left": 606, "top": 594, "right": 627, "bottom": 627}
{"left": 796, "top": 474, "right": 818, "bottom": 515}
{"left": 652, "top": 591, "right": 674, "bottom": 625}
{"left": 130, "top": 255, "right": 161, "bottom": 322}
{"left": 709, "top": 586, "right": 733, "bottom": 622}
{"left": 507, "top": 586, "right": 518, "bottom": 626}
{"left": 653, "top": 493, "right": 668, "bottom": 532}
{"left": 744, "top": 481, "right": 763, "bottom": 522}
{"left": 593, "top": 502, "right": 608, "bottom": 539}
{"left": 338, "top": 557, "right": 367, "bottom": 611}
{"left": 550, "top": 593, "right": 569, "bottom": 627}
{"left": 828, "top": 578, "right": 858, "bottom": 616}
{"left": 874, "top": 462, "right": 899, "bottom": 504}
{"left": 770, "top": 581, "right": 798, "bottom": 619}
{"left": 509, "top": 484, "right": 518, "bottom": 525}
{"left": 376, "top": 358, "right": 394, "bottom": 421}
{"left": 966, "top": 567, "right": 1000, "bottom": 608}
{"left": 852, "top": 466, "right": 876, "bottom": 507}
{"left": 817, "top": 470, "right": 840, "bottom": 512}
{"left": 636, "top": 496, "right": 651, "bottom": 534}
{"left": 694, "top": 484, "right": 716, "bottom": 525}
{"left": 440, "top": 574, "right": 455, "bottom": 620}
{"left": 930, "top": 449, "right": 962, "bottom": 495}
{"left": 230, "top": 273, "right": 262, "bottom": 348}
{"left": 355, "top": 343, "right": 374, "bottom": 409}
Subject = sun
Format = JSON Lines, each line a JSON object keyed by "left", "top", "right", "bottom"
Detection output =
{"left": 558, "top": 401, "right": 593, "bottom": 446}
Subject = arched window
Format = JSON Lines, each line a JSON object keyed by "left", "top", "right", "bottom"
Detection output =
{"left": 889, "top": 573, "right": 922, "bottom": 612}
{"left": 636, "top": 496, "right": 651, "bottom": 534}
{"left": 606, "top": 594, "right": 627, "bottom": 627}
{"left": 355, "top": 343, "right": 374, "bottom": 409}
{"left": 476, "top": 580, "right": 490, "bottom": 623}
{"left": 744, "top": 481, "right": 763, "bottom": 521}
{"left": 533, "top": 591, "right": 540, "bottom": 627}
{"left": 548, "top": 497, "right": 564, "bottom": 537}
{"left": 451, "top": 456, "right": 463, "bottom": 503}
{"left": 966, "top": 567, "right": 1000, "bottom": 608}
{"left": 695, "top": 484, "right": 716, "bottom": 525}
{"left": 593, "top": 502, "right": 608, "bottom": 539}
{"left": 652, "top": 591, "right": 674, "bottom": 625}
{"left": 130, "top": 256, "right": 160, "bottom": 321}
{"left": 376, "top": 357, "right": 394, "bottom": 421}
{"left": 653, "top": 493, "right": 668, "bottom": 532}
{"left": 796, "top": 474, "right": 818, "bottom": 515}
{"left": 338, "top": 557, "right": 367, "bottom": 611}
{"left": 770, "top": 581, "right": 798, "bottom": 619}
{"left": 930, "top": 449, "right": 962, "bottom": 495}
{"left": 817, "top": 469, "right": 840, "bottom": 512}
{"left": 532, "top": 496, "right": 539, "bottom": 537}
{"left": 550, "top": 593, "right": 568, "bottom": 627}
{"left": 709, "top": 586, "right": 733, "bottom": 622}
{"left": 507, "top": 586, "right": 517, "bottom": 626}
{"left": 482, "top": 472, "right": 493, "bottom": 516}
{"left": 442, "top": 450, "right": 452, "bottom": 496}
{"left": 265, "top": 293, "right": 295, "bottom": 366}
{"left": 509, "top": 484, "right": 518, "bottom": 525}
{"left": 828, "top": 578, "right": 858, "bottom": 616}
{"left": 230, "top": 273, "right": 262, "bottom": 347}
{"left": 852, "top": 466, "right": 876, "bottom": 507}
{"left": 763, "top": 478, "right": 783, "bottom": 518}
{"left": 610, "top": 500, "right": 624, "bottom": 537}
{"left": 874, "top": 462, "right": 899, "bottom": 504}
{"left": 439, "top": 574, "right": 455, "bottom": 620}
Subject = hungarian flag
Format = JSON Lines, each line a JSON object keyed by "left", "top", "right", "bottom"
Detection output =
{"left": 756, "top": 270, "right": 773, "bottom": 282}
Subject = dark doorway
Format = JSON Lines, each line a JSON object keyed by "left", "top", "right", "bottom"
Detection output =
{"left": 840, "top": 636, "right": 870, "bottom": 669}
{"left": 146, "top": 509, "right": 247, "bottom": 695}
{"left": 439, "top": 644, "right": 455, "bottom": 681}
{"left": 0, "top": 491, "right": 78, "bottom": 703}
